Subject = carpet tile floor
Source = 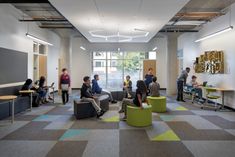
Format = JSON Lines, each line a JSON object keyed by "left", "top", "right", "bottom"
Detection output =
{"left": 0, "top": 91, "right": 235, "bottom": 157}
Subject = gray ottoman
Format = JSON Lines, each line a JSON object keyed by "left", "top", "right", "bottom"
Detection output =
{"left": 99, "top": 94, "right": 109, "bottom": 111}
{"left": 74, "top": 95, "right": 110, "bottom": 119}
{"left": 74, "top": 100, "right": 96, "bottom": 119}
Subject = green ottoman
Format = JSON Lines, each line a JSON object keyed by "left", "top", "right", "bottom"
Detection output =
{"left": 127, "top": 105, "right": 152, "bottom": 127}
{"left": 147, "top": 96, "right": 166, "bottom": 113}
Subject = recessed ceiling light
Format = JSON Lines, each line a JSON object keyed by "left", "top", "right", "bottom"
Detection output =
{"left": 80, "top": 46, "right": 86, "bottom": 50}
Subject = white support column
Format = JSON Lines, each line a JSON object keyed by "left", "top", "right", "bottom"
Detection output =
{"left": 166, "top": 33, "right": 180, "bottom": 96}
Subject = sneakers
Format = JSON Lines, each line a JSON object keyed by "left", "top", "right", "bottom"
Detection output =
{"left": 111, "top": 100, "right": 117, "bottom": 104}
{"left": 97, "top": 110, "right": 105, "bottom": 118}
{"left": 118, "top": 109, "right": 124, "bottom": 113}
{"left": 120, "top": 116, "right": 127, "bottom": 121}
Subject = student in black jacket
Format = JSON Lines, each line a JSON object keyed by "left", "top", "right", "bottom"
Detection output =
{"left": 80, "top": 76, "right": 105, "bottom": 118}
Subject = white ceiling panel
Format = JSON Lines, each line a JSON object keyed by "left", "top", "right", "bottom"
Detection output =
{"left": 49, "top": 0, "right": 189, "bottom": 42}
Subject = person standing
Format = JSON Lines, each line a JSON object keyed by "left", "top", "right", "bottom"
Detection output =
{"left": 81, "top": 76, "right": 105, "bottom": 118}
{"left": 149, "top": 76, "right": 160, "bottom": 97}
{"left": 177, "top": 67, "right": 190, "bottom": 102}
{"left": 59, "top": 68, "right": 71, "bottom": 104}
{"left": 144, "top": 68, "right": 154, "bottom": 89}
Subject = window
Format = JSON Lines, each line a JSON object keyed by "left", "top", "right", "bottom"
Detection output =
{"left": 92, "top": 51, "right": 150, "bottom": 91}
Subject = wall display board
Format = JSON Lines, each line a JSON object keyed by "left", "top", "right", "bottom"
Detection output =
{"left": 0, "top": 47, "right": 28, "bottom": 85}
{"left": 194, "top": 51, "right": 224, "bottom": 74}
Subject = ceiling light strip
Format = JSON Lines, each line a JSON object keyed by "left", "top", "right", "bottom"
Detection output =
{"left": 26, "top": 33, "right": 53, "bottom": 46}
{"left": 195, "top": 26, "right": 233, "bottom": 43}
{"left": 89, "top": 29, "right": 149, "bottom": 42}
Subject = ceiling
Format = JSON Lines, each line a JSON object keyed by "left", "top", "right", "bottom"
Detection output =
{"left": 48, "top": 0, "right": 190, "bottom": 43}
{"left": 161, "top": 0, "right": 235, "bottom": 32}
{"left": 7, "top": 0, "right": 235, "bottom": 41}
{"left": 11, "top": 2, "right": 83, "bottom": 38}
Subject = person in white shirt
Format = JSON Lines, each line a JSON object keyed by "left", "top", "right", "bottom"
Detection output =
{"left": 190, "top": 75, "right": 203, "bottom": 101}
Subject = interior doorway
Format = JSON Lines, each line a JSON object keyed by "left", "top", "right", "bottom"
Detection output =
{"left": 143, "top": 60, "right": 157, "bottom": 78}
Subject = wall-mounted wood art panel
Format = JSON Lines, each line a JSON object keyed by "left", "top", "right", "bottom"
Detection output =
{"left": 194, "top": 51, "right": 224, "bottom": 74}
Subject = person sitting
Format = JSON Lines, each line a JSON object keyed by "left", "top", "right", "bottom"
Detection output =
{"left": 81, "top": 76, "right": 105, "bottom": 118}
{"left": 123, "top": 75, "right": 132, "bottom": 98}
{"left": 190, "top": 75, "right": 204, "bottom": 102}
{"left": 21, "top": 79, "right": 41, "bottom": 106}
{"left": 149, "top": 76, "right": 160, "bottom": 97}
{"left": 37, "top": 76, "right": 52, "bottom": 103}
{"left": 21, "top": 79, "right": 33, "bottom": 90}
{"left": 92, "top": 74, "right": 117, "bottom": 103}
{"left": 119, "top": 80, "right": 148, "bottom": 120}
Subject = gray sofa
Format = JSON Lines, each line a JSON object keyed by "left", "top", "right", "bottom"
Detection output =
{"left": 0, "top": 85, "right": 30, "bottom": 120}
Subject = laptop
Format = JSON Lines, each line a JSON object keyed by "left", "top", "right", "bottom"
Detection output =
{"left": 202, "top": 81, "right": 207, "bottom": 87}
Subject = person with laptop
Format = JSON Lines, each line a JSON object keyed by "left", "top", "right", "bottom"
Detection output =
{"left": 190, "top": 75, "right": 204, "bottom": 102}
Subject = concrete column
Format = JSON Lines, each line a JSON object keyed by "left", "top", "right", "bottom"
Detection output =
{"left": 166, "top": 33, "right": 180, "bottom": 96}
{"left": 59, "top": 37, "right": 71, "bottom": 73}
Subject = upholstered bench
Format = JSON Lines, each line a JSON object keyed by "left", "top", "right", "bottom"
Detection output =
{"left": 127, "top": 105, "right": 152, "bottom": 127}
{"left": 147, "top": 96, "right": 167, "bottom": 113}
{"left": 74, "top": 94, "right": 109, "bottom": 119}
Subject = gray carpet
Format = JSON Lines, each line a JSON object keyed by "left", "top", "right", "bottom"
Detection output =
{"left": 0, "top": 92, "right": 235, "bottom": 157}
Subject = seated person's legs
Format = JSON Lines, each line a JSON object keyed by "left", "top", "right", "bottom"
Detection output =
{"left": 82, "top": 97, "right": 102, "bottom": 113}
{"left": 195, "top": 88, "right": 203, "bottom": 99}
{"left": 119, "top": 98, "right": 133, "bottom": 113}
{"left": 101, "top": 89, "right": 117, "bottom": 103}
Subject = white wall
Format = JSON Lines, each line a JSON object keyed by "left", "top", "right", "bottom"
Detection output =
{"left": 148, "top": 36, "right": 168, "bottom": 88}
{"left": 0, "top": 4, "right": 60, "bottom": 90}
{"left": 71, "top": 37, "right": 91, "bottom": 88}
{"left": 178, "top": 3, "right": 235, "bottom": 109}
{"left": 71, "top": 36, "right": 168, "bottom": 89}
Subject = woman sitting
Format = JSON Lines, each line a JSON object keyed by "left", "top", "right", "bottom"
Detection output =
{"left": 37, "top": 76, "right": 51, "bottom": 103}
{"left": 119, "top": 80, "right": 148, "bottom": 120}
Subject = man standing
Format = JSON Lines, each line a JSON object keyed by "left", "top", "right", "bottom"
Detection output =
{"left": 92, "top": 74, "right": 117, "bottom": 103}
{"left": 81, "top": 76, "right": 105, "bottom": 118}
{"left": 177, "top": 67, "right": 190, "bottom": 102}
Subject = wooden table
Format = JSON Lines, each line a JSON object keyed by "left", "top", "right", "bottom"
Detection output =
{"left": 19, "top": 90, "right": 35, "bottom": 111}
{"left": 0, "top": 95, "right": 17, "bottom": 123}
{"left": 203, "top": 87, "right": 234, "bottom": 110}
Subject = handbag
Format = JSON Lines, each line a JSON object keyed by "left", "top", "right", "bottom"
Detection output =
{"left": 61, "top": 84, "right": 69, "bottom": 91}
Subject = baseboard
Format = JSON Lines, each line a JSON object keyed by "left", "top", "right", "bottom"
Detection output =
{"left": 72, "top": 88, "right": 81, "bottom": 90}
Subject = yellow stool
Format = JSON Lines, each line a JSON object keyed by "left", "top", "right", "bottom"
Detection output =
{"left": 127, "top": 105, "right": 152, "bottom": 127}
{"left": 147, "top": 96, "right": 167, "bottom": 113}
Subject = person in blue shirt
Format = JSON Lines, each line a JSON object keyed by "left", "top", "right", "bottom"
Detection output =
{"left": 144, "top": 68, "right": 154, "bottom": 94}
{"left": 92, "top": 74, "right": 117, "bottom": 103}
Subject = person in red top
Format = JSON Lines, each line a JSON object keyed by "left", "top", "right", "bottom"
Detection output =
{"left": 59, "top": 68, "right": 71, "bottom": 104}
